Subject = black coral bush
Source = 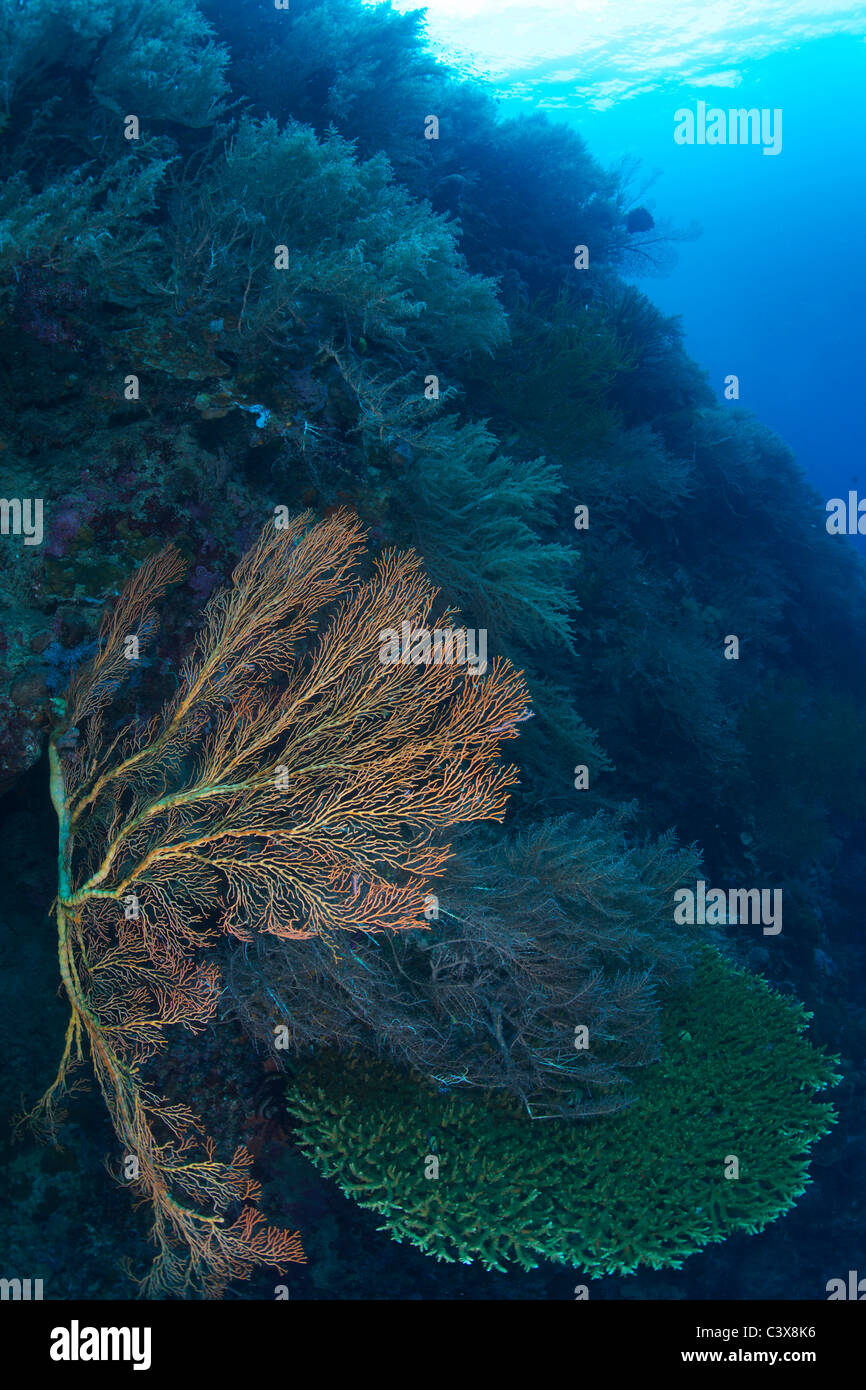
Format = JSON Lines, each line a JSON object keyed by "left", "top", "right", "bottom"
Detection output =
{"left": 229, "top": 810, "right": 700, "bottom": 1120}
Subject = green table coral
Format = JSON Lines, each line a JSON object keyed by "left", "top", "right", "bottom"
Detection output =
{"left": 285, "top": 949, "right": 839, "bottom": 1276}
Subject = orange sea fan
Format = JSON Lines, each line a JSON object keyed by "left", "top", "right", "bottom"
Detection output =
{"left": 28, "top": 507, "right": 529, "bottom": 1296}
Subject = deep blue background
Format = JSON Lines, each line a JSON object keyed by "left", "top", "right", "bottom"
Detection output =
{"left": 500, "top": 33, "right": 866, "bottom": 524}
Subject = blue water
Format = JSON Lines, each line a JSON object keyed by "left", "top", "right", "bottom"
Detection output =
{"left": 528, "top": 35, "right": 866, "bottom": 513}
{"left": 417, "top": 2, "right": 866, "bottom": 522}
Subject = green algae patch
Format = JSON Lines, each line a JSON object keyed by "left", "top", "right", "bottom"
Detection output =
{"left": 285, "top": 950, "right": 839, "bottom": 1275}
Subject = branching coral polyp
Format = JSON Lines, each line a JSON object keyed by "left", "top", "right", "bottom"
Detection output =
{"left": 29, "top": 508, "right": 529, "bottom": 1296}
